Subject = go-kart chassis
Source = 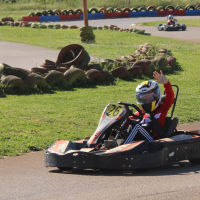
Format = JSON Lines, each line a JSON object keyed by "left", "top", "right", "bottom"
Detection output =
{"left": 45, "top": 132, "right": 200, "bottom": 170}
{"left": 157, "top": 24, "right": 186, "bottom": 31}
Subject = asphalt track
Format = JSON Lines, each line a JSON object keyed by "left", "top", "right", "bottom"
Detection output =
{"left": 1, "top": 16, "right": 200, "bottom": 200}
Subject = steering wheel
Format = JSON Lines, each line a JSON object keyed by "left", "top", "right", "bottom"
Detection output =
{"left": 118, "top": 102, "right": 143, "bottom": 122}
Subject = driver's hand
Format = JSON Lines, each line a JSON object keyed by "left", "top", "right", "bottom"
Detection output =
{"left": 153, "top": 70, "right": 168, "bottom": 85}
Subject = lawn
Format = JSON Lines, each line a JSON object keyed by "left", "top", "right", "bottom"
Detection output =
{"left": 0, "top": 24, "right": 200, "bottom": 157}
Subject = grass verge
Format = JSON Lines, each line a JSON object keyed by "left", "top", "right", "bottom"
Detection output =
{"left": 0, "top": 26, "right": 200, "bottom": 157}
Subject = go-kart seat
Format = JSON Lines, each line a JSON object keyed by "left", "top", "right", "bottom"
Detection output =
{"left": 163, "top": 117, "right": 179, "bottom": 138}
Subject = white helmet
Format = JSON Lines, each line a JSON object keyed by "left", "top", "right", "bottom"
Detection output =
{"left": 168, "top": 15, "right": 174, "bottom": 20}
{"left": 135, "top": 80, "right": 161, "bottom": 113}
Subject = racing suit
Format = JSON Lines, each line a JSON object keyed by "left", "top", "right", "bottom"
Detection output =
{"left": 167, "top": 20, "right": 175, "bottom": 25}
{"left": 124, "top": 81, "right": 174, "bottom": 143}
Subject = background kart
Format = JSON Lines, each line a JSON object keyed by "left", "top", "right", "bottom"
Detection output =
{"left": 45, "top": 85, "right": 200, "bottom": 171}
{"left": 157, "top": 20, "right": 186, "bottom": 31}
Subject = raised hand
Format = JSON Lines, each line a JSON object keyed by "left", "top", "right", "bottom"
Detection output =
{"left": 153, "top": 70, "right": 168, "bottom": 85}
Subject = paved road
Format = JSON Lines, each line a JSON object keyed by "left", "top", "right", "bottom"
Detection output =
{"left": 1, "top": 16, "right": 200, "bottom": 200}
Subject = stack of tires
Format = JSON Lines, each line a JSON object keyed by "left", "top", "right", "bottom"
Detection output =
{"left": 79, "top": 26, "right": 95, "bottom": 43}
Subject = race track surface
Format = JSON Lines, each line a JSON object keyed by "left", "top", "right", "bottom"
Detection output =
{"left": 1, "top": 16, "right": 200, "bottom": 200}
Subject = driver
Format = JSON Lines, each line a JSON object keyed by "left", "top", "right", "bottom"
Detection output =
{"left": 123, "top": 70, "right": 174, "bottom": 143}
{"left": 167, "top": 14, "right": 175, "bottom": 25}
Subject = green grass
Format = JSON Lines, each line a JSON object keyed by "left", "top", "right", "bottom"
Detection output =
{"left": 137, "top": 18, "right": 200, "bottom": 27}
{"left": 0, "top": 0, "right": 200, "bottom": 20}
{"left": 0, "top": 26, "right": 200, "bottom": 157}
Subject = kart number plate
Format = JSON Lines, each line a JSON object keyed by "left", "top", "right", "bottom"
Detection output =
{"left": 106, "top": 104, "right": 123, "bottom": 118}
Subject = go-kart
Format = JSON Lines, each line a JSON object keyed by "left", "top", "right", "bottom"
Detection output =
{"left": 45, "top": 85, "right": 200, "bottom": 171}
{"left": 157, "top": 20, "right": 186, "bottom": 31}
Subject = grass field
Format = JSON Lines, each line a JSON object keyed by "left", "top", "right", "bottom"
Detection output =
{"left": 0, "top": 21, "right": 200, "bottom": 157}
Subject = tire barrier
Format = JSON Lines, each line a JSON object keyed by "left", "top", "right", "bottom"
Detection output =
{"left": 111, "top": 66, "right": 129, "bottom": 78}
{"left": 185, "top": 4, "right": 195, "bottom": 10}
{"left": 44, "top": 70, "right": 66, "bottom": 86}
{"left": 0, "top": 43, "right": 179, "bottom": 94}
{"left": 75, "top": 9, "right": 83, "bottom": 14}
{"left": 128, "top": 66, "right": 143, "bottom": 77}
{"left": 86, "top": 69, "right": 104, "bottom": 81}
{"left": 24, "top": 73, "right": 47, "bottom": 88}
{"left": 54, "top": 9, "right": 62, "bottom": 15}
{"left": 165, "top": 5, "right": 174, "bottom": 11}
{"left": 98, "top": 7, "right": 107, "bottom": 13}
{"left": 89, "top": 8, "right": 99, "bottom": 14}
{"left": 147, "top": 5, "right": 157, "bottom": 11}
{"left": 22, "top": 5, "right": 200, "bottom": 22}
{"left": 64, "top": 67, "right": 86, "bottom": 85}
{"left": 1, "top": 75, "right": 26, "bottom": 89}
{"left": 167, "top": 56, "right": 176, "bottom": 67}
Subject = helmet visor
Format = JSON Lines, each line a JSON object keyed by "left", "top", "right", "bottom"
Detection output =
{"left": 135, "top": 87, "right": 160, "bottom": 105}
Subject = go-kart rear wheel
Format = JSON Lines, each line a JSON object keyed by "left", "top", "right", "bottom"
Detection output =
{"left": 58, "top": 167, "right": 73, "bottom": 171}
{"left": 189, "top": 158, "right": 200, "bottom": 164}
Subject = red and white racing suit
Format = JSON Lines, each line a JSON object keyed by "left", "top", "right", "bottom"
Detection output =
{"left": 124, "top": 81, "right": 174, "bottom": 143}
{"left": 167, "top": 20, "right": 175, "bottom": 25}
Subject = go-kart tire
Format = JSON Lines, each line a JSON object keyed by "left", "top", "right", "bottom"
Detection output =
{"left": 107, "top": 7, "right": 114, "bottom": 13}
{"left": 53, "top": 9, "right": 62, "bottom": 15}
{"left": 175, "top": 5, "right": 183, "bottom": 10}
{"left": 28, "top": 12, "right": 35, "bottom": 17}
{"left": 42, "top": 59, "right": 56, "bottom": 66}
{"left": 147, "top": 5, "right": 157, "bottom": 11}
{"left": 98, "top": 7, "right": 107, "bottom": 13}
{"left": 54, "top": 67, "right": 68, "bottom": 73}
{"left": 42, "top": 10, "right": 48, "bottom": 16}
{"left": 31, "top": 67, "right": 48, "bottom": 74}
{"left": 122, "top": 7, "right": 130, "bottom": 12}
{"left": 24, "top": 73, "right": 47, "bottom": 88}
{"left": 195, "top": 5, "right": 200, "bottom": 10}
{"left": 61, "top": 10, "right": 68, "bottom": 15}
{"left": 165, "top": 5, "right": 174, "bottom": 10}
{"left": 111, "top": 66, "right": 129, "bottom": 78}
{"left": 167, "top": 56, "right": 176, "bottom": 67}
{"left": 131, "top": 7, "right": 138, "bottom": 12}
{"left": 67, "top": 9, "right": 75, "bottom": 15}
{"left": 58, "top": 167, "right": 73, "bottom": 171}
{"left": 2, "top": 64, "right": 28, "bottom": 80}
{"left": 185, "top": 4, "right": 195, "bottom": 10}
{"left": 89, "top": 8, "right": 99, "bottom": 13}
{"left": 86, "top": 69, "right": 104, "bottom": 81}
{"left": 157, "top": 6, "right": 165, "bottom": 11}
{"left": 1, "top": 75, "right": 26, "bottom": 89}
{"left": 64, "top": 68, "right": 86, "bottom": 85}
{"left": 138, "top": 6, "right": 146, "bottom": 12}
{"left": 128, "top": 66, "right": 142, "bottom": 77}
{"left": 45, "top": 70, "right": 66, "bottom": 86}
{"left": 35, "top": 12, "right": 42, "bottom": 16}
{"left": 56, "top": 44, "right": 85, "bottom": 67}
{"left": 47, "top": 10, "right": 54, "bottom": 16}
{"left": 74, "top": 9, "right": 83, "bottom": 14}
{"left": 102, "top": 69, "right": 110, "bottom": 79}
{"left": 114, "top": 8, "right": 122, "bottom": 12}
